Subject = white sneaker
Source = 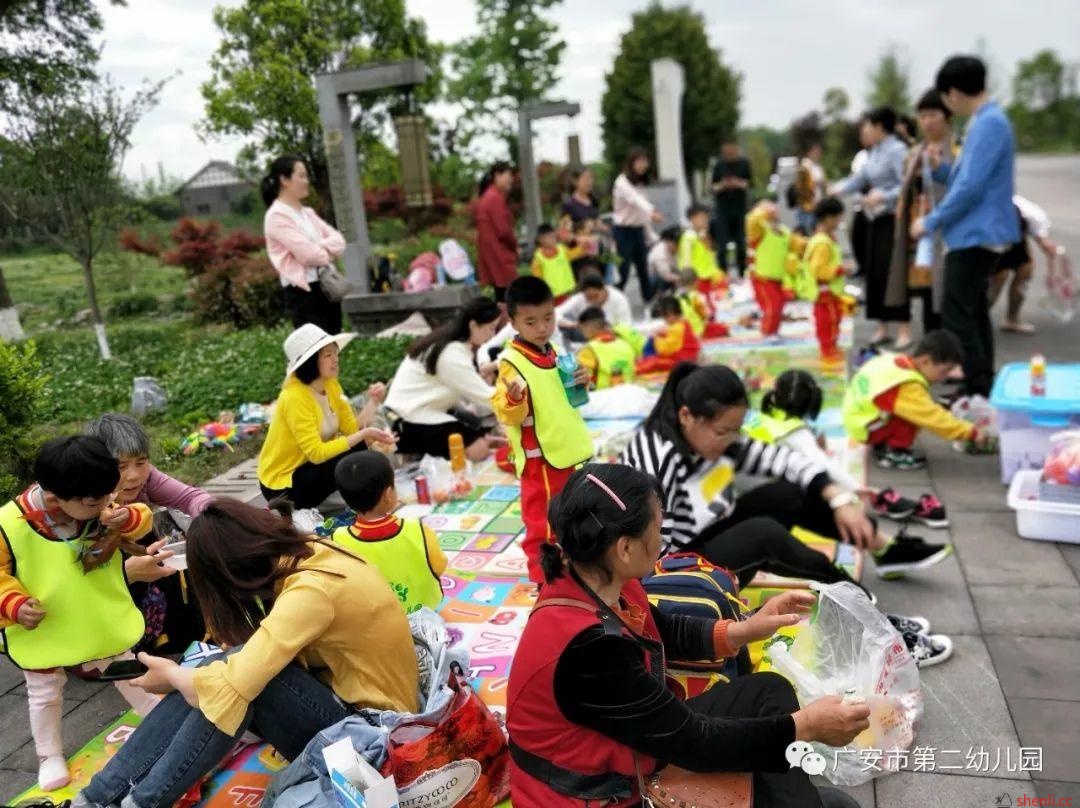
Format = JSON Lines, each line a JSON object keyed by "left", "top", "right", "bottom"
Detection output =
{"left": 904, "top": 632, "right": 954, "bottom": 668}
{"left": 38, "top": 753, "right": 70, "bottom": 791}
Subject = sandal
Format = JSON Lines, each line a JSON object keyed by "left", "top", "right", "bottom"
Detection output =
{"left": 1001, "top": 321, "right": 1036, "bottom": 334}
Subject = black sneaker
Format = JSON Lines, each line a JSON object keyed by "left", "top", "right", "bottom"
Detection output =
{"left": 888, "top": 614, "right": 931, "bottom": 635}
{"left": 877, "top": 448, "right": 927, "bottom": 470}
{"left": 874, "top": 533, "right": 953, "bottom": 579}
{"left": 902, "top": 631, "right": 954, "bottom": 668}
{"left": 871, "top": 488, "right": 917, "bottom": 521}
{"left": 912, "top": 493, "right": 949, "bottom": 528}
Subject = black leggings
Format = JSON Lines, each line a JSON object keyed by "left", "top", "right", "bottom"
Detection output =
{"left": 687, "top": 672, "right": 826, "bottom": 807}
{"left": 692, "top": 482, "right": 859, "bottom": 589}
{"left": 260, "top": 444, "right": 365, "bottom": 509}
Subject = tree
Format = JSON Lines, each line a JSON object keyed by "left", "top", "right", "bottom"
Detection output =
{"left": 1008, "top": 49, "right": 1080, "bottom": 151}
{"left": 200, "top": 0, "right": 440, "bottom": 218}
{"left": 601, "top": 2, "right": 741, "bottom": 178}
{"left": 446, "top": 0, "right": 566, "bottom": 157}
{"left": 866, "top": 45, "right": 911, "bottom": 112}
{"left": 823, "top": 87, "right": 850, "bottom": 124}
{"left": 0, "top": 78, "right": 164, "bottom": 359}
{"left": 0, "top": 0, "right": 123, "bottom": 340}
{"left": 0, "top": 0, "right": 121, "bottom": 110}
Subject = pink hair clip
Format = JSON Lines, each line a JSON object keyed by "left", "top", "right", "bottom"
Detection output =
{"left": 586, "top": 473, "right": 626, "bottom": 511}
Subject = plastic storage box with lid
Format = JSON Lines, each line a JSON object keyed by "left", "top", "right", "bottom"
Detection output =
{"left": 990, "top": 362, "right": 1080, "bottom": 484}
{"left": 1008, "top": 469, "right": 1080, "bottom": 544}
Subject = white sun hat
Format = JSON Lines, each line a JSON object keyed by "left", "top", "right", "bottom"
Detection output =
{"left": 283, "top": 323, "right": 357, "bottom": 379}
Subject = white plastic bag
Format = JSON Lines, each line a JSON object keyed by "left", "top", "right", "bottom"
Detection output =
{"left": 418, "top": 454, "right": 471, "bottom": 502}
{"left": 765, "top": 582, "right": 923, "bottom": 786}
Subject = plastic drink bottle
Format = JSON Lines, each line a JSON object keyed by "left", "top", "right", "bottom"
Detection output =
{"left": 1030, "top": 353, "right": 1047, "bottom": 397}
{"left": 556, "top": 354, "right": 590, "bottom": 408}
{"left": 448, "top": 433, "right": 466, "bottom": 473}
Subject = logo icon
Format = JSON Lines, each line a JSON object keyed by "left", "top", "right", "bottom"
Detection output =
{"left": 785, "top": 741, "right": 828, "bottom": 776}
{"left": 995, "top": 794, "right": 1013, "bottom": 807}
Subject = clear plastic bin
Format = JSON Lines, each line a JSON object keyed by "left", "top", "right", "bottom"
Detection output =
{"left": 1008, "top": 469, "right": 1080, "bottom": 544}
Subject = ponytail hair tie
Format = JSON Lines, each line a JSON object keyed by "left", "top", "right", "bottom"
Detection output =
{"left": 586, "top": 473, "right": 626, "bottom": 511}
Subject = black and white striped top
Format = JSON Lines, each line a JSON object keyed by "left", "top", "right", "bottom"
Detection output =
{"left": 620, "top": 425, "right": 833, "bottom": 552}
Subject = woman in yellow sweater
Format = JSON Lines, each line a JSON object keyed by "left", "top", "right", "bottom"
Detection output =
{"left": 74, "top": 498, "right": 419, "bottom": 808}
{"left": 257, "top": 324, "right": 396, "bottom": 509}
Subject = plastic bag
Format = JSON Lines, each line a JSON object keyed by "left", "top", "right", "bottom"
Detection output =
{"left": 1040, "top": 248, "right": 1076, "bottom": 324}
{"left": 950, "top": 394, "right": 999, "bottom": 453}
{"left": 764, "top": 582, "right": 923, "bottom": 786}
{"left": 131, "top": 376, "right": 167, "bottom": 416}
{"left": 418, "top": 454, "right": 472, "bottom": 503}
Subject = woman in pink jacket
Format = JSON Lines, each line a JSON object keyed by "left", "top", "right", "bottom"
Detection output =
{"left": 262, "top": 155, "right": 346, "bottom": 333}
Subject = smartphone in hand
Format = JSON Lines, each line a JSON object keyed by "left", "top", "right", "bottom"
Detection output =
{"left": 99, "top": 659, "right": 149, "bottom": 681}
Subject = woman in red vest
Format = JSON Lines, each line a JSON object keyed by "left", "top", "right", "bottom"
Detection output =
{"left": 507, "top": 464, "right": 869, "bottom": 808}
{"left": 475, "top": 161, "right": 519, "bottom": 301}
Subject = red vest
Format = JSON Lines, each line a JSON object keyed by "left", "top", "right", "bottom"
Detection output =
{"left": 507, "top": 574, "right": 666, "bottom": 808}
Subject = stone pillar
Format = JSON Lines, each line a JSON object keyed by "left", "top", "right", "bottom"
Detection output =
{"left": 517, "top": 101, "right": 581, "bottom": 248}
{"left": 650, "top": 58, "right": 692, "bottom": 225}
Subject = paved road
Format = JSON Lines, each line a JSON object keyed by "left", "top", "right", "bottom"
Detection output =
{"left": 2, "top": 156, "right": 1079, "bottom": 806}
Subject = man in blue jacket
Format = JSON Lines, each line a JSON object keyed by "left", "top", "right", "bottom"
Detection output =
{"left": 912, "top": 55, "right": 1019, "bottom": 397}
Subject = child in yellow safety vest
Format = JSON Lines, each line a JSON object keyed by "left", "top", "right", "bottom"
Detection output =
{"left": 799, "top": 196, "right": 855, "bottom": 364}
{"left": 842, "top": 331, "right": 992, "bottom": 471}
{"left": 531, "top": 223, "right": 577, "bottom": 303}
{"left": 746, "top": 200, "right": 806, "bottom": 337}
{"left": 678, "top": 204, "right": 727, "bottom": 295}
{"left": 0, "top": 436, "right": 158, "bottom": 791}
{"left": 331, "top": 450, "right": 447, "bottom": 613}
{"left": 492, "top": 276, "right": 594, "bottom": 583}
{"left": 675, "top": 269, "right": 731, "bottom": 340}
{"left": 576, "top": 306, "right": 640, "bottom": 389}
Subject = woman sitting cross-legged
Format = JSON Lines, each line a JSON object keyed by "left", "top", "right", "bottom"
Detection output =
{"left": 73, "top": 498, "right": 419, "bottom": 808}
{"left": 507, "top": 463, "right": 866, "bottom": 808}
{"left": 257, "top": 323, "right": 396, "bottom": 510}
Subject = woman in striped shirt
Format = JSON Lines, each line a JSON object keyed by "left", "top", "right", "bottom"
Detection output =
{"left": 620, "top": 363, "right": 950, "bottom": 585}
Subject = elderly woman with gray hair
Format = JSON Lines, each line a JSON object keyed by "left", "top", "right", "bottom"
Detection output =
{"left": 86, "top": 413, "right": 212, "bottom": 652}
{"left": 87, "top": 413, "right": 213, "bottom": 517}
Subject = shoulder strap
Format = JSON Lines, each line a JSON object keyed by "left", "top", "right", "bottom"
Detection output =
{"left": 531, "top": 596, "right": 624, "bottom": 637}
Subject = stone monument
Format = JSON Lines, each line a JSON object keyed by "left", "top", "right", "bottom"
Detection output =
{"left": 648, "top": 58, "right": 692, "bottom": 226}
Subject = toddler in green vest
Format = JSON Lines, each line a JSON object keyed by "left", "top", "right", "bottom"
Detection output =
{"left": 843, "top": 331, "right": 993, "bottom": 471}
{"left": 678, "top": 203, "right": 726, "bottom": 292}
{"left": 331, "top": 450, "right": 447, "bottom": 613}
{"left": 1, "top": 436, "right": 161, "bottom": 791}
{"left": 576, "top": 306, "right": 640, "bottom": 390}
{"left": 530, "top": 222, "right": 577, "bottom": 302}
{"left": 491, "top": 276, "right": 595, "bottom": 583}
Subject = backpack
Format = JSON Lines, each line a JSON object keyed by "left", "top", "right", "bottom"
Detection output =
{"left": 642, "top": 552, "right": 752, "bottom": 679}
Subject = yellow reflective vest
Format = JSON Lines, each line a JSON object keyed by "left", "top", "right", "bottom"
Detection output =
{"left": 842, "top": 354, "right": 928, "bottom": 441}
{"left": 332, "top": 518, "right": 442, "bottom": 613}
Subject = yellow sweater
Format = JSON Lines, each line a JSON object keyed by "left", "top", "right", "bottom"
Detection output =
{"left": 257, "top": 376, "right": 359, "bottom": 490}
{"left": 193, "top": 540, "right": 419, "bottom": 735}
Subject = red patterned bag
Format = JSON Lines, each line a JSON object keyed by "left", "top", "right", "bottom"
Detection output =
{"left": 380, "top": 664, "right": 510, "bottom": 808}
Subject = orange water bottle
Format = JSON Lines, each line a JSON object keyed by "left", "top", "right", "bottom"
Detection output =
{"left": 1030, "top": 353, "right": 1046, "bottom": 397}
{"left": 448, "top": 433, "right": 466, "bottom": 473}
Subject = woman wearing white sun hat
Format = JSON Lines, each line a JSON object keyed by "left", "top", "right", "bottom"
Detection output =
{"left": 257, "top": 324, "right": 396, "bottom": 509}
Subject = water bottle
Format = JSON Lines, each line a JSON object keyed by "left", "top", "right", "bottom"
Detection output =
{"left": 1030, "top": 353, "right": 1047, "bottom": 397}
{"left": 556, "top": 354, "right": 590, "bottom": 408}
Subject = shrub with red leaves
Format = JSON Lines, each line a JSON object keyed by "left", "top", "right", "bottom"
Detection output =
{"left": 121, "top": 217, "right": 279, "bottom": 329}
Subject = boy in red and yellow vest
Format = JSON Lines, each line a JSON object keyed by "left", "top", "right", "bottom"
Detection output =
{"left": 746, "top": 200, "right": 806, "bottom": 337}
{"left": 635, "top": 295, "right": 701, "bottom": 375}
{"left": 331, "top": 451, "right": 447, "bottom": 613}
{"left": 842, "top": 331, "right": 984, "bottom": 470}
{"left": 1, "top": 436, "right": 154, "bottom": 791}
{"left": 675, "top": 269, "right": 731, "bottom": 340}
{"left": 802, "top": 196, "right": 852, "bottom": 364}
{"left": 530, "top": 223, "right": 577, "bottom": 304}
{"left": 492, "top": 276, "right": 594, "bottom": 584}
{"left": 576, "top": 307, "right": 640, "bottom": 390}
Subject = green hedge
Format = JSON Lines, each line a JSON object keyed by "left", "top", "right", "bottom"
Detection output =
{"left": 34, "top": 321, "right": 410, "bottom": 427}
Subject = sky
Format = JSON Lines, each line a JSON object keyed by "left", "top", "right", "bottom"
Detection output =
{"left": 99, "top": 0, "right": 1080, "bottom": 183}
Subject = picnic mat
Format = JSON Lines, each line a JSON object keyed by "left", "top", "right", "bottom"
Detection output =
{"left": 16, "top": 290, "right": 864, "bottom": 805}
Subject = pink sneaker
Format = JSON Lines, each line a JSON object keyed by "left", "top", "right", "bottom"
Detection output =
{"left": 38, "top": 753, "right": 70, "bottom": 791}
{"left": 913, "top": 493, "right": 949, "bottom": 528}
